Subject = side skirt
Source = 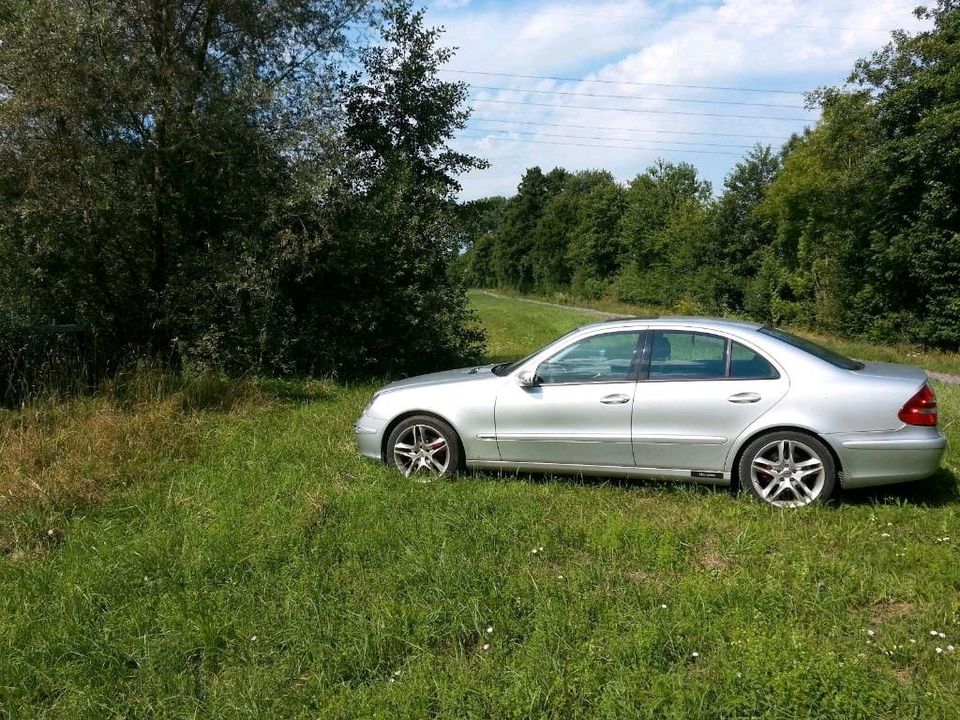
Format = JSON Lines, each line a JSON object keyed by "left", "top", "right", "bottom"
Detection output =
{"left": 467, "top": 460, "right": 731, "bottom": 486}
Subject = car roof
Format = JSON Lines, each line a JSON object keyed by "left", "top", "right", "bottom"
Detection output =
{"left": 577, "top": 315, "right": 764, "bottom": 333}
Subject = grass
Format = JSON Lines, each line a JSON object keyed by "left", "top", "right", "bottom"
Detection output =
{"left": 1, "top": 294, "right": 959, "bottom": 718}
{"left": 480, "top": 288, "right": 960, "bottom": 377}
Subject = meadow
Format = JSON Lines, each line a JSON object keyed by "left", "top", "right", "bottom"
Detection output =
{"left": 1, "top": 292, "right": 959, "bottom": 718}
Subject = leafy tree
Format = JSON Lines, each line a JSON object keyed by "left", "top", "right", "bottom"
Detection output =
{"left": 0, "top": 0, "right": 486, "bottom": 384}
{"left": 565, "top": 173, "right": 627, "bottom": 297}
{"left": 491, "top": 167, "right": 567, "bottom": 290}
{"left": 451, "top": 196, "right": 508, "bottom": 288}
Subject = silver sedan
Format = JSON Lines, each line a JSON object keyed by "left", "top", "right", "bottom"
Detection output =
{"left": 355, "top": 318, "right": 946, "bottom": 507}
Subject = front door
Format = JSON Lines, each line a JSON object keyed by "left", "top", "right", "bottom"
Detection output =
{"left": 495, "top": 330, "right": 644, "bottom": 467}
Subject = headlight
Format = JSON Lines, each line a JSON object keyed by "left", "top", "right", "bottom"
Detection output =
{"left": 362, "top": 391, "right": 383, "bottom": 415}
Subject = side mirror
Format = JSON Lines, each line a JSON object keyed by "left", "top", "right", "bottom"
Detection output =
{"left": 516, "top": 370, "right": 537, "bottom": 388}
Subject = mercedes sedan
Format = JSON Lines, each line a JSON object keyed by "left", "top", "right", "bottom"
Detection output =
{"left": 354, "top": 317, "right": 946, "bottom": 507}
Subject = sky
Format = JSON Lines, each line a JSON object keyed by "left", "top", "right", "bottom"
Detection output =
{"left": 422, "top": 0, "right": 929, "bottom": 200}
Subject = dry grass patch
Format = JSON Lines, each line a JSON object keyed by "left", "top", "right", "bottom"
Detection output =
{"left": 0, "top": 371, "right": 284, "bottom": 555}
{"left": 0, "top": 395, "right": 194, "bottom": 513}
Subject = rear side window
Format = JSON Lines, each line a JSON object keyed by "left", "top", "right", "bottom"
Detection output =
{"left": 646, "top": 331, "right": 780, "bottom": 381}
{"left": 648, "top": 331, "right": 726, "bottom": 380}
{"left": 730, "top": 341, "right": 779, "bottom": 379}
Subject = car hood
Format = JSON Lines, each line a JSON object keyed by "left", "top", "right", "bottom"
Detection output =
{"left": 854, "top": 361, "right": 927, "bottom": 384}
{"left": 379, "top": 365, "right": 501, "bottom": 393}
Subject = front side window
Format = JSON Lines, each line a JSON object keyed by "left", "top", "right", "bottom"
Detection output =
{"left": 537, "top": 331, "right": 643, "bottom": 384}
{"left": 648, "top": 331, "right": 727, "bottom": 380}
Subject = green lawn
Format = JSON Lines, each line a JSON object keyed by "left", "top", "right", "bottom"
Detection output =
{"left": 480, "top": 288, "right": 960, "bottom": 377}
{"left": 2, "top": 293, "right": 959, "bottom": 718}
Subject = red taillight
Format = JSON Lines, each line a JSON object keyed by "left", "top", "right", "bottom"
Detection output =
{"left": 898, "top": 384, "right": 938, "bottom": 426}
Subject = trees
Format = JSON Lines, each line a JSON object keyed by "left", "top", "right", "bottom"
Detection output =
{"left": 0, "top": 0, "right": 485, "bottom": 383}
{"left": 456, "top": 2, "right": 960, "bottom": 350}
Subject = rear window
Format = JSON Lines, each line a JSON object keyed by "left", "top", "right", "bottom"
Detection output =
{"left": 758, "top": 327, "right": 864, "bottom": 370}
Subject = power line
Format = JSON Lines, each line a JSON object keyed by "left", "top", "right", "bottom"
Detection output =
{"left": 458, "top": 132, "right": 745, "bottom": 157}
{"left": 437, "top": 7, "right": 916, "bottom": 33}
{"left": 469, "top": 125, "right": 755, "bottom": 150}
{"left": 469, "top": 117, "right": 788, "bottom": 142}
{"left": 468, "top": 84, "right": 809, "bottom": 110}
{"left": 470, "top": 98, "right": 814, "bottom": 123}
{"left": 443, "top": 69, "right": 809, "bottom": 96}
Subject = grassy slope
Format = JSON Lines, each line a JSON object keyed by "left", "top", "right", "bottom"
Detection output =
{"left": 1, "top": 295, "right": 960, "bottom": 719}
{"left": 480, "top": 288, "right": 960, "bottom": 377}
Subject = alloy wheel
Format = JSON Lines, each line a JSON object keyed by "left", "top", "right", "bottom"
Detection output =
{"left": 392, "top": 423, "right": 450, "bottom": 478}
{"left": 749, "top": 439, "right": 826, "bottom": 508}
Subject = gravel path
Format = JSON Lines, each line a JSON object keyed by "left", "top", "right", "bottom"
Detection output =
{"left": 479, "top": 291, "right": 960, "bottom": 385}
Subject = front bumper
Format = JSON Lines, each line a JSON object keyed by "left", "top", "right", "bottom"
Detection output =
{"left": 354, "top": 413, "right": 389, "bottom": 461}
{"left": 830, "top": 428, "right": 947, "bottom": 489}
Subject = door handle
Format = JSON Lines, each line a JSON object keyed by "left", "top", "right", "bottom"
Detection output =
{"left": 728, "top": 392, "right": 761, "bottom": 404}
{"left": 600, "top": 393, "right": 631, "bottom": 404}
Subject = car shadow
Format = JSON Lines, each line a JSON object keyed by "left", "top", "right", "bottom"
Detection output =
{"left": 469, "top": 467, "right": 960, "bottom": 508}
{"left": 836, "top": 467, "right": 960, "bottom": 508}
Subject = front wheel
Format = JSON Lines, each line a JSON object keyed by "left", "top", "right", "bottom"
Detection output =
{"left": 739, "top": 431, "right": 836, "bottom": 508}
{"left": 387, "top": 415, "right": 462, "bottom": 480}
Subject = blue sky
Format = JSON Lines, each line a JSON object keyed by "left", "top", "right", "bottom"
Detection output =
{"left": 422, "top": 0, "right": 928, "bottom": 199}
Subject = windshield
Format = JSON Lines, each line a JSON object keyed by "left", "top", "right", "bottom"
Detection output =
{"left": 758, "top": 327, "right": 864, "bottom": 370}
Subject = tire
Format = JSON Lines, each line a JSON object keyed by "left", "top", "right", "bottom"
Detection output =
{"left": 738, "top": 431, "right": 836, "bottom": 508}
{"left": 386, "top": 415, "right": 462, "bottom": 480}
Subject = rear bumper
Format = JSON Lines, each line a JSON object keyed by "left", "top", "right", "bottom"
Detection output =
{"left": 829, "top": 429, "right": 947, "bottom": 489}
{"left": 354, "top": 414, "right": 388, "bottom": 461}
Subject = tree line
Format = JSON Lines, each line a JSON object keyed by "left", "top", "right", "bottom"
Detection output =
{"left": 0, "top": 0, "right": 485, "bottom": 401}
{"left": 456, "top": 1, "right": 960, "bottom": 350}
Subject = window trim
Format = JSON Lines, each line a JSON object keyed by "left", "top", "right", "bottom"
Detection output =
{"left": 534, "top": 330, "right": 647, "bottom": 386}
{"left": 639, "top": 330, "right": 781, "bottom": 383}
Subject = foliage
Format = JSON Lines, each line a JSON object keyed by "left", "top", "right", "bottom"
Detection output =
{"left": 1, "top": 293, "right": 959, "bottom": 718}
{"left": 0, "top": 0, "right": 485, "bottom": 395}
{"left": 458, "top": 1, "right": 960, "bottom": 348}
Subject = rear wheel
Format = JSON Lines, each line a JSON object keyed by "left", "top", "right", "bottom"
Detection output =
{"left": 387, "top": 415, "right": 461, "bottom": 480}
{"left": 739, "top": 431, "right": 836, "bottom": 508}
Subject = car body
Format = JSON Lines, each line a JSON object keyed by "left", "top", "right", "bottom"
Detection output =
{"left": 355, "top": 317, "right": 946, "bottom": 506}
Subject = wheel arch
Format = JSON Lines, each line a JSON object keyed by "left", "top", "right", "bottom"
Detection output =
{"left": 728, "top": 425, "right": 844, "bottom": 491}
{"left": 380, "top": 409, "right": 466, "bottom": 468}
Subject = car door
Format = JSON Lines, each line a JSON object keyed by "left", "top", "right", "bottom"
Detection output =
{"left": 631, "top": 329, "right": 789, "bottom": 473}
{"left": 495, "top": 330, "right": 644, "bottom": 467}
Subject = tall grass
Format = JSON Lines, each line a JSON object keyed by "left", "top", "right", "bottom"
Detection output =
{"left": 0, "top": 294, "right": 958, "bottom": 718}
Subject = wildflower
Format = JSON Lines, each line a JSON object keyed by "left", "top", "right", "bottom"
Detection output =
{"left": 557, "top": 575, "right": 564, "bottom": 580}
{"left": 948, "top": 645, "right": 956, "bottom": 652}
{"left": 486, "top": 626, "right": 493, "bottom": 634}
{"left": 909, "top": 639, "right": 916, "bottom": 644}
{"left": 251, "top": 635, "right": 258, "bottom": 642}
{"left": 866, "top": 630, "right": 875, "bottom": 637}
{"left": 691, "top": 652, "right": 700, "bottom": 659}
{"left": 482, "top": 643, "right": 490, "bottom": 651}
{"left": 930, "top": 630, "right": 940, "bottom": 636}
{"left": 936, "top": 647, "right": 943, "bottom": 654}
{"left": 47, "top": 529, "right": 55, "bottom": 537}
{"left": 393, "top": 670, "right": 401, "bottom": 676}
{"left": 880, "top": 532, "right": 891, "bottom": 538}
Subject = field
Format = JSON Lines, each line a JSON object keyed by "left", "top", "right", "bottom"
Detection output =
{"left": 2, "top": 293, "right": 959, "bottom": 719}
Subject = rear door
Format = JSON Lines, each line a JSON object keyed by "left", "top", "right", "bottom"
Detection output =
{"left": 631, "top": 329, "right": 789, "bottom": 473}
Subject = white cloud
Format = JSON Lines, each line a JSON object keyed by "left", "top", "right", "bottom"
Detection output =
{"left": 429, "top": 0, "right": 929, "bottom": 199}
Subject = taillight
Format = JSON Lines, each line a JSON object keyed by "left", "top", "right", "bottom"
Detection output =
{"left": 898, "top": 384, "right": 938, "bottom": 426}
